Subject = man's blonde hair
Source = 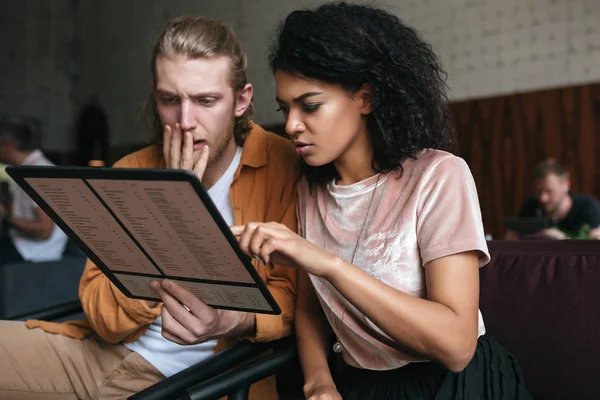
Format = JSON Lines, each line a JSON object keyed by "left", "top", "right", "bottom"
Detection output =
{"left": 533, "top": 158, "right": 569, "bottom": 181}
{"left": 143, "top": 16, "right": 253, "bottom": 146}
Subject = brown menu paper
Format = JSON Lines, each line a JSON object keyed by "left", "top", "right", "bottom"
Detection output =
{"left": 17, "top": 174, "right": 278, "bottom": 314}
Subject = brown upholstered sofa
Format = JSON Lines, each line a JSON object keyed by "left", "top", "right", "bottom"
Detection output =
{"left": 482, "top": 240, "right": 600, "bottom": 400}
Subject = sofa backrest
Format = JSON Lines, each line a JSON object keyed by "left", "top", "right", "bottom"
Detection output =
{"left": 482, "top": 240, "right": 600, "bottom": 400}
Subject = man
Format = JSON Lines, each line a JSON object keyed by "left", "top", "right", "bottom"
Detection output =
{"left": 0, "top": 16, "right": 298, "bottom": 399}
{"left": 0, "top": 122, "right": 67, "bottom": 264}
{"left": 506, "top": 159, "right": 600, "bottom": 240}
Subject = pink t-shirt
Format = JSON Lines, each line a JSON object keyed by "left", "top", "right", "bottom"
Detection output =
{"left": 297, "top": 149, "right": 490, "bottom": 370}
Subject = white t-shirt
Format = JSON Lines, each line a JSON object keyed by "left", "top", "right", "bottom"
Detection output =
{"left": 9, "top": 150, "right": 68, "bottom": 261}
{"left": 124, "top": 146, "right": 243, "bottom": 377}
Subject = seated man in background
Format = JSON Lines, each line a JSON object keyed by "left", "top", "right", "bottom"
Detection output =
{"left": 506, "top": 159, "right": 600, "bottom": 240}
{"left": 0, "top": 122, "right": 67, "bottom": 264}
{"left": 0, "top": 15, "right": 297, "bottom": 400}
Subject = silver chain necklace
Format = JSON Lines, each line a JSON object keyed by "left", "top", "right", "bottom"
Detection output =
{"left": 323, "top": 173, "right": 382, "bottom": 353}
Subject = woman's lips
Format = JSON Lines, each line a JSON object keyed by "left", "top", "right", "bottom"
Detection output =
{"left": 295, "top": 143, "right": 314, "bottom": 155}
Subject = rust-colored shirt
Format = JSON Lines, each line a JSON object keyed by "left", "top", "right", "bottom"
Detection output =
{"left": 26, "top": 124, "right": 299, "bottom": 400}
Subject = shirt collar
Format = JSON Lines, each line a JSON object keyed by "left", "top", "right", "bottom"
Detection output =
{"left": 238, "top": 122, "right": 268, "bottom": 169}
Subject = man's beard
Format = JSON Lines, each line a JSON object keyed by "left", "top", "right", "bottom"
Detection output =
{"left": 546, "top": 191, "right": 568, "bottom": 219}
{"left": 193, "top": 114, "right": 236, "bottom": 167}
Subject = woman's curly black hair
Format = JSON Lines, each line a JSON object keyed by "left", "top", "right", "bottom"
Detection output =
{"left": 269, "top": 2, "right": 454, "bottom": 186}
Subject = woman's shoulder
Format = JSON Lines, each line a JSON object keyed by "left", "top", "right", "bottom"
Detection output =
{"left": 398, "top": 149, "right": 469, "bottom": 182}
{"left": 412, "top": 149, "right": 465, "bottom": 168}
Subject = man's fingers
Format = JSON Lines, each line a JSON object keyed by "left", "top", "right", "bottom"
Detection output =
{"left": 160, "top": 306, "right": 196, "bottom": 344}
{"left": 162, "top": 125, "right": 172, "bottom": 166}
{"left": 151, "top": 281, "right": 180, "bottom": 311}
{"left": 152, "top": 280, "right": 218, "bottom": 345}
{"left": 152, "top": 280, "right": 199, "bottom": 331}
{"left": 193, "top": 145, "right": 210, "bottom": 181}
{"left": 161, "top": 330, "right": 187, "bottom": 346}
{"left": 180, "top": 131, "right": 194, "bottom": 169}
{"left": 160, "top": 279, "right": 213, "bottom": 318}
{"left": 169, "top": 124, "right": 183, "bottom": 168}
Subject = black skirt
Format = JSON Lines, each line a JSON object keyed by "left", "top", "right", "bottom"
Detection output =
{"left": 333, "top": 335, "right": 533, "bottom": 400}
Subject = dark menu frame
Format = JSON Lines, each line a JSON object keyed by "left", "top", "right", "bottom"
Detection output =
{"left": 6, "top": 165, "right": 281, "bottom": 315}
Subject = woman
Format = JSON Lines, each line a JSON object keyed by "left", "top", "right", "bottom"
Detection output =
{"left": 232, "top": 3, "right": 532, "bottom": 399}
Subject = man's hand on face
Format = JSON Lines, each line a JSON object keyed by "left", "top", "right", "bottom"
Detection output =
{"left": 163, "top": 123, "right": 210, "bottom": 182}
{"left": 150, "top": 279, "right": 256, "bottom": 345}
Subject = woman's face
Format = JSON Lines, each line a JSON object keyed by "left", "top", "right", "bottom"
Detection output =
{"left": 274, "top": 69, "right": 371, "bottom": 167}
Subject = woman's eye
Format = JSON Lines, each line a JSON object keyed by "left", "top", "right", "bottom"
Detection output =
{"left": 276, "top": 106, "right": 289, "bottom": 114}
{"left": 302, "top": 104, "right": 320, "bottom": 113}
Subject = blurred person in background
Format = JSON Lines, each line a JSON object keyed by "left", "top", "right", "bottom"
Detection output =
{"left": 506, "top": 159, "right": 600, "bottom": 240}
{"left": 0, "top": 122, "right": 67, "bottom": 264}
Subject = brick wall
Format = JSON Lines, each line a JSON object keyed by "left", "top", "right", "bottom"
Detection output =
{"left": 242, "top": 0, "right": 600, "bottom": 125}
{"left": 2, "top": 0, "right": 599, "bottom": 150}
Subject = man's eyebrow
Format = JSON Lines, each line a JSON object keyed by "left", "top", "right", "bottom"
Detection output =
{"left": 155, "top": 89, "right": 222, "bottom": 98}
{"left": 155, "top": 89, "right": 177, "bottom": 96}
{"left": 275, "top": 92, "right": 323, "bottom": 104}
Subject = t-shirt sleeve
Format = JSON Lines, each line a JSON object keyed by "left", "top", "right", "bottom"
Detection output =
{"left": 26, "top": 156, "right": 55, "bottom": 210}
{"left": 583, "top": 197, "right": 600, "bottom": 228}
{"left": 416, "top": 155, "right": 490, "bottom": 267}
{"left": 12, "top": 184, "right": 39, "bottom": 210}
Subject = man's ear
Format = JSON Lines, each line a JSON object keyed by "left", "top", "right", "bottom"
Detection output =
{"left": 359, "top": 83, "right": 373, "bottom": 115}
{"left": 234, "top": 84, "right": 253, "bottom": 117}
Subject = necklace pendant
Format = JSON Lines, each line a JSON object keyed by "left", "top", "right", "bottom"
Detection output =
{"left": 333, "top": 339, "right": 343, "bottom": 353}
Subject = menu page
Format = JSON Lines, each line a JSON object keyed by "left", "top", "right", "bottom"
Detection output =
{"left": 24, "top": 178, "right": 160, "bottom": 275}
{"left": 114, "top": 273, "right": 272, "bottom": 311}
{"left": 114, "top": 273, "right": 161, "bottom": 300}
{"left": 88, "top": 179, "right": 254, "bottom": 283}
